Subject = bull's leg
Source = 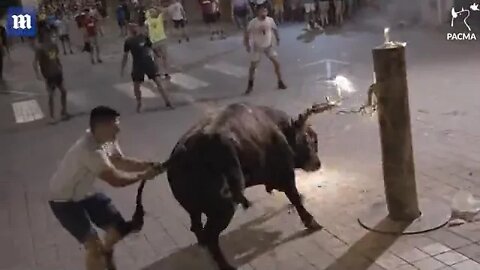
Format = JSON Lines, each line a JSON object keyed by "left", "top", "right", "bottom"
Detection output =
{"left": 284, "top": 186, "right": 322, "bottom": 230}
{"left": 189, "top": 212, "right": 206, "bottom": 246}
{"left": 204, "top": 203, "right": 236, "bottom": 270}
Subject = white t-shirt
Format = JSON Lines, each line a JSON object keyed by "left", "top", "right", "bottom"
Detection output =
{"left": 168, "top": 2, "right": 184, "bottom": 21}
{"left": 48, "top": 131, "right": 122, "bottom": 202}
{"left": 247, "top": 17, "right": 277, "bottom": 49}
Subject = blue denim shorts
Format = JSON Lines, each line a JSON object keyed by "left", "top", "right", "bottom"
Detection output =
{"left": 49, "top": 193, "right": 126, "bottom": 243}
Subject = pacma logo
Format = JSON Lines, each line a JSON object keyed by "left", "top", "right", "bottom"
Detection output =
{"left": 447, "top": 3, "right": 479, "bottom": 41}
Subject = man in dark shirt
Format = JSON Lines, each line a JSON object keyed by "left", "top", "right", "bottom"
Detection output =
{"left": 0, "top": 25, "right": 7, "bottom": 81}
{"left": 33, "top": 30, "right": 70, "bottom": 123}
{"left": 121, "top": 23, "right": 173, "bottom": 112}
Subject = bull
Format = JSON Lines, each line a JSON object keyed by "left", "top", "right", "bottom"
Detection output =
{"left": 130, "top": 100, "right": 337, "bottom": 270}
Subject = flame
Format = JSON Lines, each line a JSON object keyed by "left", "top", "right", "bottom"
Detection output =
{"left": 331, "top": 75, "right": 356, "bottom": 98}
{"left": 384, "top": 27, "right": 390, "bottom": 44}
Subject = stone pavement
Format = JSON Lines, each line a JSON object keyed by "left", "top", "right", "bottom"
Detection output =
{"left": 3, "top": 13, "right": 480, "bottom": 270}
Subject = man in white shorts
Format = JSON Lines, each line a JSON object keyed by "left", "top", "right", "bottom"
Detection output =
{"left": 48, "top": 106, "right": 163, "bottom": 270}
{"left": 244, "top": 4, "right": 287, "bottom": 94}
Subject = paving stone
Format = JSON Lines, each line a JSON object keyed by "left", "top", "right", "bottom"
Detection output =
{"left": 413, "top": 257, "right": 447, "bottom": 270}
{"left": 397, "top": 248, "right": 430, "bottom": 263}
{"left": 456, "top": 243, "right": 480, "bottom": 263}
{"left": 434, "top": 251, "right": 469, "bottom": 266}
{"left": 452, "top": 259, "right": 480, "bottom": 270}
{"left": 395, "top": 264, "right": 419, "bottom": 270}
{"left": 420, "top": 243, "right": 452, "bottom": 256}
{"left": 375, "top": 252, "right": 408, "bottom": 269}
{"left": 428, "top": 230, "right": 472, "bottom": 249}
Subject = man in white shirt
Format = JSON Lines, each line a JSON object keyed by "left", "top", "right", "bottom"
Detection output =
{"left": 48, "top": 106, "right": 162, "bottom": 270}
{"left": 244, "top": 4, "right": 286, "bottom": 94}
{"left": 167, "top": 0, "right": 190, "bottom": 43}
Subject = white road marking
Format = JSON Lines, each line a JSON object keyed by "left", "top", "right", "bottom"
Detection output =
{"left": 170, "top": 73, "right": 209, "bottom": 90}
{"left": 301, "top": 59, "right": 350, "bottom": 68}
{"left": 204, "top": 62, "right": 247, "bottom": 78}
{"left": 12, "top": 99, "right": 44, "bottom": 123}
{"left": 114, "top": 82, "right": 158, "bottom": 99}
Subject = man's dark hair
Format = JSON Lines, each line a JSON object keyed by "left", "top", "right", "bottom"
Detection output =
{"left": 89, "top": 106, "right": 120, "bottom": 131}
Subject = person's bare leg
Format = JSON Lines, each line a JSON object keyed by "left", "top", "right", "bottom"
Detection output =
{"left": 47, "top": 89, "right": 55, "bottom": 121}
{"left": 103, "top": 227, "right": 123, "bottom": 270}
{"left": 152, "top": 76, "right": 173, "bottom": 108}
{"left": 58, "top": 83, "right": 69, "bottom": 119}
{"left": 245, "top": 61, "right": 258, "bottom": 95}
{"left": 95, "top": 39, "right": 102, "bottom": 62}
{"left": 133, "top": 82, "right": 142, "bottom": 112}
{"left": 268, "top": 55, "right": 287, "bottom": 89}
{"left": 84, "top": 235, "right": 106, "bottom": 270}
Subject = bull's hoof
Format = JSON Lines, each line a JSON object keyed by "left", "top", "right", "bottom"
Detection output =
{"left": 305, "top": 218, "right": 323, "bottom": 231}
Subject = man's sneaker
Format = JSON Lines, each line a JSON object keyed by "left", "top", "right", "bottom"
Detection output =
{"left": 178, "top": 39, "right": 182, "bottom": 43}
{"left": 166, "top": 102, "right": 175, "bottom": 109}
{"left": 97, "top": 59, "right": 103, "bottom": 63}
{"left": 186, "top": 37, "right": 190, "bottom": 42}
{"left": 164, "top": 74, "right": 171, "bottom": 80}
{"left": 278, "top": 81, "right": 287, "bottom": 90}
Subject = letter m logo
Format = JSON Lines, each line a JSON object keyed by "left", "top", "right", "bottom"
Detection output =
{"left": 6, "top": 7, "right": 37, "bottom": 37}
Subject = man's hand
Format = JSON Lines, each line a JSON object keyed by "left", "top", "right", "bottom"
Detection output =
{"left": 137, "top": 167, "right": 161, "bottom": 181}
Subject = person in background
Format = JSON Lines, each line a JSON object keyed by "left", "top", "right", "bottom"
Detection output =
{"left": 0, "top": 24, "right": 6, "bottom": 82}
{"left": 116, "top": 3, "right": 127, "bottom": 36}
{"left": 334, "top": 0, "right": 344, "bottom": 25}
{"left": 231, "top": 0, "right": 251, "bottom": 30}
{"left": 145, "top": 7, "right": 171, "bottom": 78}
{"left": 272, "top": 0, "right": 285, "bottom": 23}
{"left": 54, "top": 12, "right": 74, "bottom": 54}
{"left": 83, "top": 10, "right": 103, "bottom": 64}
{"left": 318, "top": 0, "right": 330, "bottom": 27}
{"left": 199, "top": 0, "right": 225, "bottom": 40}
{"left": 121, "top": 23, "right": 174, "bottom": 112}
{"left": 168, "top": 0, "right": 190, "bottom": 43}
{"left": 33, "top": 29, "right": 70, "bottom": 123}
{"left": 244, "top": 4, "right": 286, "bottom": 94}
{"left": 302, "top": 0, "right": 319, "bottom": 30}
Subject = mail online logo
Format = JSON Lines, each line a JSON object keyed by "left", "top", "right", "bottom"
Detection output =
{"left": 6, "top": 7, "right": 37, "bottom": 37}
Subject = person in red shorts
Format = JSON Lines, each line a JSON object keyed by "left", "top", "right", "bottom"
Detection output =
{"left": 199, "top": 0, "right": 226, "bottom": 40}
{"left": 84, "top": 10, "right": 103, "bottom": 64}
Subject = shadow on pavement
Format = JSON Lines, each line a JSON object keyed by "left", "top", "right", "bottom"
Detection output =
{"left": 324, "top": 218, "right": 407, "bottom": 269}
{"left": 296, "top": 28, "right": 324, "bottom": 43}
{"left": 141, "top": 205, "right": 320, "bottom": 270}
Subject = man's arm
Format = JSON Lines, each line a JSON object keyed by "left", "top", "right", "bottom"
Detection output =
{"left": 244, "top": 23, "right": 251, "bottom": 51}
{"left": 109, "top": 154, "right": 152, "bottom": 172}
{"left": 121, "top": 41, "right": 129, "bottom": 76}
{"left": 272, "top": 19, "right": 280, "bottom": 44}
{"left": 32, "top": 50, "right": 42, "bottom": 79}
{"left": 86, "top": 150, "right": 159, "bottom": 187}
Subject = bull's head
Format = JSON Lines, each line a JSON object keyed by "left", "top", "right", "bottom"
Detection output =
{"left": 289, "top": 98, "right": 339, "bottom": 172}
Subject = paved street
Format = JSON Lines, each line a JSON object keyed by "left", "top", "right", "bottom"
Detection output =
{"left": 3, "top": 8, "right": 480, "bottom": 270}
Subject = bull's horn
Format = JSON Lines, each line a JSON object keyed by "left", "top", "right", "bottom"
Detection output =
{"left": 294, "top": 98, "right": 338, "bottom": 127}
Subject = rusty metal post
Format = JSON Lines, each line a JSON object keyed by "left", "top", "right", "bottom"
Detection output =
{"left": 373, "top": 44, "right": 421, "bottom": 221}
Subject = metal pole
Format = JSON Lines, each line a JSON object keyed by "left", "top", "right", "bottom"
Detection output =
{"left": 372, "top": 44, "right": 421, "bottom": 221}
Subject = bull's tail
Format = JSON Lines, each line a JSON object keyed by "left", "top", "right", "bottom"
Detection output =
{"left": 121, "top": 161, "right": 171, "bottom": 236}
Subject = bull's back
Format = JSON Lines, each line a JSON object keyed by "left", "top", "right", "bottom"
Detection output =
{"left": 165, "top": 103, "right": 289, "bottom": 207}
